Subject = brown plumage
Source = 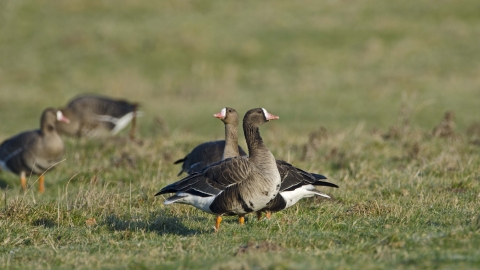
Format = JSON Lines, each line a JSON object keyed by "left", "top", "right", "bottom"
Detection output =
{"left": 156, "top": 108, "right": 281, "bottom": 232}
{"left": 0, "top": 108, "right": 70, "bottom": 192}
{"left": 173, "top": 108, "right": 247, "bottom": 176}
{"left": 173, "top": 141, "right": 247, "bottom": 176}
{"left": 213, "top": 108, "right": 338, "bottom": 221}
{"left": 56, "top": 94, "right": 139, "bottom": 139}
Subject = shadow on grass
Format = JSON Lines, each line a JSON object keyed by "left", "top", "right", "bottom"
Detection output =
{"left": 32, "top": 218, "right": 57, "bottom": 228}
{"left": 0, "top": 178, "right": 10, "bottom": 190}
{"left": 104, "top": 212, "right": 207, "bottom": 236}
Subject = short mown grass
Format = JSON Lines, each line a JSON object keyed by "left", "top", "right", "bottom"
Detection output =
{"left": 1, "top": 0, "right": 480, "bottom": 269}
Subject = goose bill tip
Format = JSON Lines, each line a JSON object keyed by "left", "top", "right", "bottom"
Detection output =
{"left": 56, "top": 111, "right": 70, "bottom": 123}
{"left": 214, "top": 108, "right": 226, "bottom": 119}
{"left": 262, "top": 108, "right": 279, "bottom": 121}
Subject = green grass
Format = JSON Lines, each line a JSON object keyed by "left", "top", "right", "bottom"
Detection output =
{"left": 1, "top": 0, "right": 480, "bottom": 269}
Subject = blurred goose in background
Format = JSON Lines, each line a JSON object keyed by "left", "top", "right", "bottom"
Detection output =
{"left": 0, "top": 108, "right": 70, "bottom": 192}
{"left": 211, "top": 107, "right": 339, "bottom": 221}
{"left": 173, "top": 108, "right": 247, "bottom": 176}
{"left": 156, "top": 108, "right": 281, "bottom": 232}
{"left": 56, "top": 94, "right": 140, "bottom": 139}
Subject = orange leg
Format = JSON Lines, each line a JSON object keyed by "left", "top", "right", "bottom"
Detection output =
{"left": 265, "top": 211, "right": 272, "bottom": 219}
{"left": 215, "top": 215, "right": 223, "bottom": 232}
{"left": 256, "top": 212, "right": 263, "bottom": 221}
{"left": 239, "top": 216, "right": 245, "bottom": 225}
{"left": 38, "top": 175, "right": 45, "bottom": 193}
{"left": 20, "top": 171, "right": 27, "bottom": 191}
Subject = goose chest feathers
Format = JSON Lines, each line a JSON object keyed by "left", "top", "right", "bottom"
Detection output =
{"left": 156, "top": 108, "right": 281, "bottom": 227}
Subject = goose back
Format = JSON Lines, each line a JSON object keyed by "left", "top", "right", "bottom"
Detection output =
{"left": 57, "top": 94, "right": 138, "bottom": 137}
{"left": 174, "top": 141, "right": 247, "bottom": 176}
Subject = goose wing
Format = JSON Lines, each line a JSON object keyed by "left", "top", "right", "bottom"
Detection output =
{"left": 275, "top": 159, "right": 338, "bottom": 192}
{"left": 155, "top": 172, "right": 222, "bottom": 197}
{"left": 0, "top": 131, "right": 38, "bottom": 161}
{"left": 156, "top": 156, "right": 250, "bottom": 197}
{"left": 68, "top": 95, "right": 137, "bottom": 118}
{"left": 0, "top": 131, "right": 39, "bottom": 173}
{"left": 203, "top": 156, "right": 251, "bottom": 190}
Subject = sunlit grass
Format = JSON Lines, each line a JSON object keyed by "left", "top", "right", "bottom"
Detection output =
{"left": 0, "top": 0, "right": 480, "bottom": 269}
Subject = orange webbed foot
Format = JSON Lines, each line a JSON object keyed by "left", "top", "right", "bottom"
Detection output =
{"left": 214, "top": 215, "right": 223, "bottom": 232}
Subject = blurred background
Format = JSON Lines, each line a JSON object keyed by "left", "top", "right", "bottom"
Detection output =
{"left": 1, "top": 0, "right": 479, "bottom": 140}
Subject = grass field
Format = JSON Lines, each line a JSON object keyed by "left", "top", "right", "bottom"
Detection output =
{"left": 1, "top": 0, "right": 480, "bottom": 269}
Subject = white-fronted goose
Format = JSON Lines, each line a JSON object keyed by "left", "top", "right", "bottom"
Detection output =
{"left": 156, "top": 108, "right": 281, "bottom": 231}
{"left": 0, "top": 108, "right": 70, "bottom": 192}
{"left": 56, "top": 94, "right": 139, "bottom": 139}
{"left": 213, "top": 108, "right": 338, "bottom": 221}
{"left": 173, "top": 108, "right": 247, "bottom": 176}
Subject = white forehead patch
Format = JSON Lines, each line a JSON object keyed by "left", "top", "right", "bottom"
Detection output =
{"left": 221, "top": 108, "right": 226, "bottom": 117}
{"left": 262, "top": 108, "right": 268, "bottom": 118}
{"left": 56, "top": 110, "right": 63, "bottom": 121}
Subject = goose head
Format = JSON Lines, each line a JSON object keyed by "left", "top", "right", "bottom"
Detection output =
{"left": 243, "top": 108, "right": 279, "bottom": 127}
{"left": 40, "top": 108, "right": 70, "bottom": 133}
{"left": 213, "top": 107, "right": 239, "bottom": 126}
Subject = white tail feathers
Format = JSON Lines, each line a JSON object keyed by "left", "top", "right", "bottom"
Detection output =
{"left": 164, "top": 194, "right": 187, "bottom": 205}
{"left": 95, "top": 111, "right": 144, "bottom": 135}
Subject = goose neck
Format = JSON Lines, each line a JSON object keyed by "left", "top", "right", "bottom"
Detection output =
{"left": 243, "top": 123, "right": 267, "bottom": 158}
{"left": 223, "top": 123, "right": 240, "bottom": 159}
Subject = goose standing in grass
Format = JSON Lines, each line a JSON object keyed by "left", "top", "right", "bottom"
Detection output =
{"left": 211, "top": 107, "right": 339, "bottom": 221}
{"left": 0, "top": 108, "right": 70, "bottom": 192}
{"left": 156, "top": 108, "right": 281, "bottom": 231}
{"left": 167, "top": 107, "right": 247, "bottom": 225}
{"left": 173, "top": 109, "right": 247, "bottom": 176}
{"left": 56, "top": 94, "right": 139, "bottom": 139}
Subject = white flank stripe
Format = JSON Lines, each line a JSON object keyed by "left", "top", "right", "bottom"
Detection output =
{"left": 95, "top": 111, "right": 143, "bottom": 135}
{"left": 0, "top": 160, "right": 11, "bottom": 172}
{"left": 110, "top": 112, "right": 134, "bottom": 135}
{"left": 96, "top": 115, "right": 117, "bottom": 123}
{"left": 110, "top": 111, "right": 143, "bottom": 135}
{"left": 0, "top": 148, "right": 23, "bottom": 170}
{"left": 280, "top": 184, "right": 330, "bottom": 209}
{"left": 166, "top": 192, "right": 217, "bottom": 215}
